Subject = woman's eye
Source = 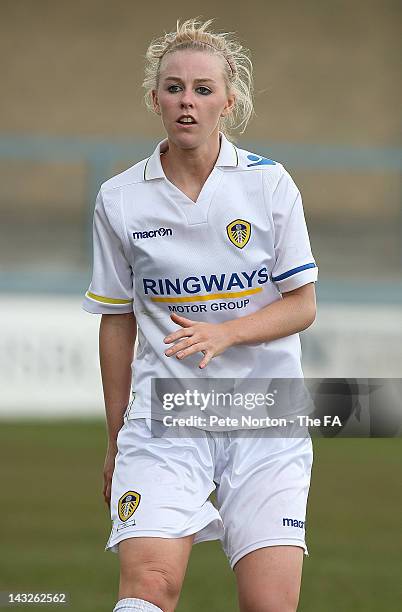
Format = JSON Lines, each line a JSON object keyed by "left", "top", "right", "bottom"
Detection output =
{"left": 196, "top": 87, "right": 212, "bottom": 95}
{"left": 166, "top": 85, "right": 212, "bottom": 95}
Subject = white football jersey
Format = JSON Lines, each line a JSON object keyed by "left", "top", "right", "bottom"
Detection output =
{"left": 82, "top": 132, "right": 318, "bottom": 424}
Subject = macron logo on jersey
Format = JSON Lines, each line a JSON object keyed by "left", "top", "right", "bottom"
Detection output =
{"left": 282, "top": 517, "right": 305, "bottom": 529}
{"left": 133, "top": 227, "right": 173, "bottom": 240}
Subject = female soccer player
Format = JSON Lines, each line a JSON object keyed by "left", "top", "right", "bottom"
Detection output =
{"left": 83, "top": 17, "right": 318, "bottom": 612}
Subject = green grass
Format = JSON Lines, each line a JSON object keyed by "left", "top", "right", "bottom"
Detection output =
{"left": 0, "top": 421, "right": 401, "bottom": 611}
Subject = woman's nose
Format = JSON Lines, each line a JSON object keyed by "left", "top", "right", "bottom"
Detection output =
{"left": 180, "top": 89, "right": 195, "bottom": 107}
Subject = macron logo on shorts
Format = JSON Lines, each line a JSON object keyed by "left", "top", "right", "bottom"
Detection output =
{"left": 282, "top": 517, "right": 305, "bottom": 529}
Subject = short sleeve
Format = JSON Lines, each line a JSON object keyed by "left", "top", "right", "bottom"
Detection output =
{"left": 82, "top": 188, "right": 134, "bottom": 314}
{"left": 269, "top": 167, "right": 318, "bottom": 293}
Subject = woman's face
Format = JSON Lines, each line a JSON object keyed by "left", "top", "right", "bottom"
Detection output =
{"left": 152, "top": 49, "right": 235, "bottom": 149}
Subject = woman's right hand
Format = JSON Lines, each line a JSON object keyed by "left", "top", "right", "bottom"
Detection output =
{"left": 103, "top": 443, "right": 118, "bottom": 508}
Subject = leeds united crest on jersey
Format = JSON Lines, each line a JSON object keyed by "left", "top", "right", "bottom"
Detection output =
{"left": 226, "top": 219, "right": 251, "bottom": 249}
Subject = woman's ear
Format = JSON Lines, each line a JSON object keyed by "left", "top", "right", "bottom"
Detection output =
{"left": 151, "top": 89, "right": 161, "bottom": 115}
{"left": 221, "top": 93, "right": 236, "bottom": 117}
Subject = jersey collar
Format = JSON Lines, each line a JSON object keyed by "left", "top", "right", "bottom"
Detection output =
{"left": 143, "top": 131, "right": 238, "bottom": 180}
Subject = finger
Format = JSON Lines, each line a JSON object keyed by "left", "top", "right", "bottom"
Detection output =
{"left": 165, "top": 336, "right": 198, "bottom": 356}
{"left": 174, "top": 342, "right": 207, "bottom": 360}
{"left": 198, "top": 355, "right": 212, "bottom": 370}
{"left": 170, "top": 313, "right": 195, "bottom": 327}
{"left": 103, "top": 473, "right": 111, "bottom": 490}
{"left": 198, "top": 351, "right": 214, "bottom": 370}
{"left": 105, "top": 482, "right": 111, "bottom": 505}
{"left": 164, "top": 328, "right": 194, "bottom": 344}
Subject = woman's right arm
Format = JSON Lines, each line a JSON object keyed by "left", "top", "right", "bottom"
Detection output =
{"left": 99, "top": 312, "right": 137, "bottom": 447}
{"left": 99, "top": 312, "right": 136, "bottom": 507}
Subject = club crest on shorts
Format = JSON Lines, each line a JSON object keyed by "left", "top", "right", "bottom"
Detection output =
{"left": 226, "top": 219, "right": 251, "bottom": 249}
{"left": 118, "top": 491, "right": 141, "bottom": 522}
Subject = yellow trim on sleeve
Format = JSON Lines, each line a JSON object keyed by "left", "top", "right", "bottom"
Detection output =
{"left": 150, "top": 287, "right": 262, "bottom": 303}
{"left": 86, "top": 291, "right": 133, "bottom": 305}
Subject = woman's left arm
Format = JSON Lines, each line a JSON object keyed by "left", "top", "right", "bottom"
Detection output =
{"left": 164, "top": 283, "right": 316, "bottom": 369}
{"left": 226, "top": 282, "right": 316, "bottom": 345}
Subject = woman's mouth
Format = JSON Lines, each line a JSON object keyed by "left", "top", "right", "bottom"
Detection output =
{"left": 176, "top": 115, "right": 197, "bottom": 127}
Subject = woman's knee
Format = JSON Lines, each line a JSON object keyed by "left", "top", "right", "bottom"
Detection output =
{"left": 235, "top": 546, "right": 303, "bottom": 612}
{"left": 120, "top": 563, "right": 182, "bottom": 610}
{"left": 117, "top": 536, "right": 193, "bottom": 610}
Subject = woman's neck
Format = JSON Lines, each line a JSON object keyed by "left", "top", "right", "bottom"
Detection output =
{"left": 160, "top": 133, "right": 221, "bottom": 185}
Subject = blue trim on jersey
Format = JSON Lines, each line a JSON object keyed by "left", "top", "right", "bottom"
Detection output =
{"left": 247, "top": 154, "right": 276, "bottom": 167}
{"left": 272, "top": 262, "right": 317, "bottom": 282}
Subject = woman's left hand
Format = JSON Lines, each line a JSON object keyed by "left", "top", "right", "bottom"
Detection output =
{"left": 163, "top": 312, "right": 234, "bottom": 369}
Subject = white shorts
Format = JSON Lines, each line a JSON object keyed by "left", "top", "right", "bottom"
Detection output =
{"left": 105, "top": 418, "right": 313, "bottom": 569}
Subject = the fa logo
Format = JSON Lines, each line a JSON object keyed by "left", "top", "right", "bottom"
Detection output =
{"left": 118, "top": 490, "right": 141, "bottom": 522}
{"left": 226, "top": 219, "right": 251, "bottom": 249}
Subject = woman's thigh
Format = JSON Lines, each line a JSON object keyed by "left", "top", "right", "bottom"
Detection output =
{"left": 234, "top": 545, "right": 304, "bottom": 612}
{"left": 105, "top": 418, "right": 223, "bottom": 554}
{"left": 118, "top": 534, "right": 194, "bottom": 610}
{"left": 110, "top": 419, "right": 220, "bottom": 610}
{"left": 216, "top": 432, "right": 313, "bottom": 569}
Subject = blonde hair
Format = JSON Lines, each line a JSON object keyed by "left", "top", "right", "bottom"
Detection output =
{"left": 143, "top": 17, "right": 255, "bottom": 139}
